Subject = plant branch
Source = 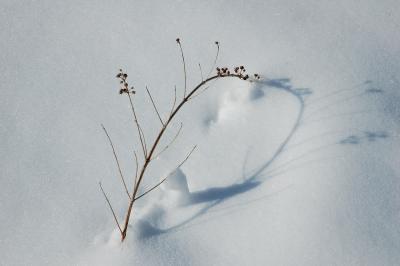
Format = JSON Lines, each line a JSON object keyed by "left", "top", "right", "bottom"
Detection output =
{"left": 101, "top": 124, "right": 130, "bottom": 199}
{"left": 112, "top": 50, "right": 257, "bottom": 242}
{"left": 152, "top": 122, "right": 183, "bottom": 160}
{"left": 99, "top": 182, "right": 123, "bottom": 234}
{"left": 198, "top": 63, "right": 204, "bottom": 81}
{"left": 121, "top": 73, "right": 243, "bottom": 241}
{"left": 188, "top": 86, "right": 210, "bottom": 101}
{"left": 126, "top": 92, "right": 147, "bottom": 158}
{"left": 137, "top": 123, "right": 148, "bottom": 156}
{"left": 206, "top": 41, "right": 220, "bottom": 78}
{"left": 176, "top": 39, "right": 187, "bottom": 98}
{"left": 170, "top": 86, "right": 177, "bottom": 117}
{"left": 134, "top": 145, "right": 197, "bottom": 201}
{"left": 146, "top": 86, "right": 165, "bottom": 126}
{"left": 133, "top": 150, "right": 139, "bottom": 191}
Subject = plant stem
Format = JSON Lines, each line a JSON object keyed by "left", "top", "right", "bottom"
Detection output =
{"left": 121, "top": 73, "right": 243, "bottom": 241}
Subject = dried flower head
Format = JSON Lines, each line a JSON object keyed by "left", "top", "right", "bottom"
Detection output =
{"left": 116, "top": 69, "right": 135, "bottom": 95}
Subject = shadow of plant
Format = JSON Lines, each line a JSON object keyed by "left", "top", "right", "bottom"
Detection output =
{"left": 134, "top": 78, "right": 309, "bottom": 238}
{"left": 137, "top": 78, "right": 389, "bottom": 239}
{"left": 339, "top": 131, "right": 389, "bottom": 145}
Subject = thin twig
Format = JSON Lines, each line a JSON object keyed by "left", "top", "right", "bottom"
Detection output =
{"left": 188, "top": 86, "right": 210, "bottom": 101}
{"left": 146, "top": 86, "right": 165, "bottom": 126}
{"left": 134, "top": 145, "right": 197, "bottom": 201}
{"left": 133, "top": 150, "right": 139, "bottom": 192}
{"left": 206, "top": 41, "right": 220, "bottom": 78}
{"left": 137, "top": 122, "right": 148, "bottom": 156}
{"left": 127, "top": 93, "right": 147, "bottom": 158}
{"left": 152, "top": 122, "right": 183, "bottom": 160}
{"left": 133, "top": 177, "right": 167, "bottom": 202}
{"left": 170, "top": 86, "right": 177, "bottom": 116}
{"left": 198, "top": 63, "right": 204, "bottom": 81}
{"left": 177, "top": 40, "right": 187, "bottom": 98}
{"left": 177, "top": 145, "right": 197, "bottom": 167}
{"left": 99, "top": 182, "right": 123, "bottom": 234}
{"left": 101, "top": 124, "right": 131, "bottom": 199}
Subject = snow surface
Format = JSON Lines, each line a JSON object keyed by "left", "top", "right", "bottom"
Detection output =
{"left": 1, "top": 0, "right": 400, "bottom": 265}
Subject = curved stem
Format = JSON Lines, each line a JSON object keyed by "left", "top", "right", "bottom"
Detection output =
{"left": 121, "top": 73, "right": 243, "bottom": 241}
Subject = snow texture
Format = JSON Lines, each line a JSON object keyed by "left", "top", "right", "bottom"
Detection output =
{"left": 1, "top": 0, "right": 400, "bottom": 265}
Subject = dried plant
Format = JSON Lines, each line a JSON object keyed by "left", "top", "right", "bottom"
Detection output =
{"left": 100, "top": 38, "right": 260, "bottom": 242}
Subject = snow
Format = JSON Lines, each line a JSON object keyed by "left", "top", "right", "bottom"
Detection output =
{"left": 1, "top": 0, "right": 400, "bottom": 265}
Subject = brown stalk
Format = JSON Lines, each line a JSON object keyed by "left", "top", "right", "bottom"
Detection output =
{"left": 103, "top": 40, "right": 254, "bottom": 242}
{"left": 121, "top": 73, "right": 243, "bottom": 241}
